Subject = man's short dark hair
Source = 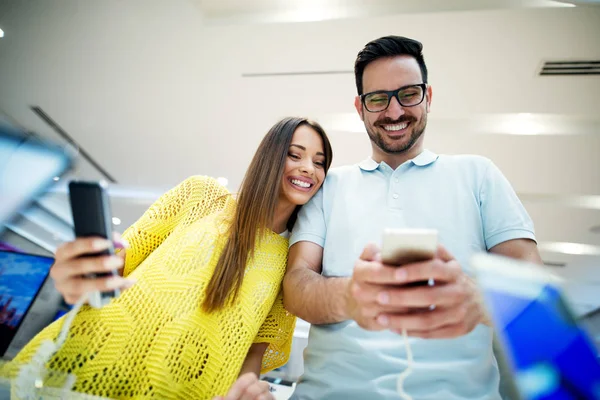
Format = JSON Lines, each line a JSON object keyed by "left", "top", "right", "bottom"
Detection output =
{"left": 354, "top": 35, "right": 428, "bottom": 95}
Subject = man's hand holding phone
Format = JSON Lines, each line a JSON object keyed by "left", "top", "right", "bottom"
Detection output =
{"left": 347, "top": 230, "right": 489, "bottom": 339}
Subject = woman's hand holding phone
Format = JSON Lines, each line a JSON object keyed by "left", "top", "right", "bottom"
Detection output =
{"left": 50, "top": 233, "right": 135, "bottom": 305}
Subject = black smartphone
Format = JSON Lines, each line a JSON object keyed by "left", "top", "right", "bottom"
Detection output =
{"left": 68, "top": 180, "right": 120, "bottom": 307}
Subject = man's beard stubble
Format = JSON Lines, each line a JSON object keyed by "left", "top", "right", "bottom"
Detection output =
{"left": 366, "top": 113, "right": 427, "bottom": 154}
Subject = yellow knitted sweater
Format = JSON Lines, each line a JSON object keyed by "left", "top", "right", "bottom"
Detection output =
{"left": 4, "top": 176, "right": 296, "bottom": 399}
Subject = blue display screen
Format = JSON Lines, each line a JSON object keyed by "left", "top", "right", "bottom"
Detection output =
{"left": 486, "top": 284, "right": 600, "bottom": 400}
{"left": 0, "top": 250, "right": 54, "bottom": 355}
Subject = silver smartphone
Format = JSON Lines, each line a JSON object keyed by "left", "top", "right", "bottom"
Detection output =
{"left": 381, "top": 228, "right": 438, "bottom": 287}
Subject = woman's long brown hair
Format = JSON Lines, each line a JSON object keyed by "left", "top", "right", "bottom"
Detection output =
{"left": 202, "top": 117, "right": 333, "bottom": 312}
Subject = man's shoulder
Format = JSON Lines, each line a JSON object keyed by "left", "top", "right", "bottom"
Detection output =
{"left": 431, "top": 154, "right": 505, "bottom": 193}
{"left": 322, "top": 164, "right": 364, "bottom": 188}
{"left": 328, "top": 164, "right": 362, "bottom": 175}
{"left": 436, "top": 153, "right": 492, "bottom": 170}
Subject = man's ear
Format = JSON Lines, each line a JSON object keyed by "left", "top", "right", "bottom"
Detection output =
{"left": 425, "top": 85, "right": 433, "bottom": 113}
{"left": 354, "top": 96, "right": 364, "bottom": 121}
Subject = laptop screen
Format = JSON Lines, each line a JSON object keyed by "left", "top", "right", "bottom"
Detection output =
{"left": 0, "top": 250, "right": 54, "bottom": 357}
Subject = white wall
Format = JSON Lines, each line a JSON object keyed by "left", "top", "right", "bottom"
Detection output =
{"left": 0, "top": 0, "right": 207, "bottom": 186}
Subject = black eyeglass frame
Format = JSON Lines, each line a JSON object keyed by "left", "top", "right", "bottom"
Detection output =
{"left": 360, "top": 83, "right": 428, "bottom": 113}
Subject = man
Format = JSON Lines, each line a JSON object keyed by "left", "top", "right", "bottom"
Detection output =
{"left": 283, "top": 36, "right": 542, "bottom": 400}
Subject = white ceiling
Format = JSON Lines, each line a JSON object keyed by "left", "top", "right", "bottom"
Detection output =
{"left": 195, "top": 0, "right": 586, "bottom": 23}
{"left": 0, "top": 0, "right": 599, "bottom": 313}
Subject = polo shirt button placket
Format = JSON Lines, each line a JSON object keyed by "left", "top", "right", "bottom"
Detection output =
{"left": 390, "top": 171, "right": 402, "bottom": 209}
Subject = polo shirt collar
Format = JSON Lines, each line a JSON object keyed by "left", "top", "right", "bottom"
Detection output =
{"left": 358, "top": 149, "right": 439, "bottom": 171}
{"left": 412, "top": 149, "right": 439, "bottom": 166}
{"left": 357, "top": 158, "right": 379, "bottom": 171}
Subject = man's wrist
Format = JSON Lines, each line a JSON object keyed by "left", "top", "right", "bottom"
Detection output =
{"left": 338, "top": 277, "right": 353, "bottom": 321}
{"left": 481, "top": 310, "right": 493, "bottom": 327}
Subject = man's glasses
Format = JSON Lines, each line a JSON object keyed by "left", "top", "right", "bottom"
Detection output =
{"left": 360, "top": 83, "right": 427, "bottom": 113}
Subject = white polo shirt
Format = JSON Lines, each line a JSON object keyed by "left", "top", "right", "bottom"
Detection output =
{"left": 289, "top": 150, "right": 536, "bottom": 400}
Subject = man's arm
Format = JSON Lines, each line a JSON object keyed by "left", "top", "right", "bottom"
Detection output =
{"left": 283, "top": 241, "right": 350, "bottom": 325}
{"left": 489, "top": 238, "right": 543, "bottom": 264}
{"left": 465, "top": 238, "right": 541, "bottom": 327}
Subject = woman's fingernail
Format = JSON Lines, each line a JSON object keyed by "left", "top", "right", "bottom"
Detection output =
{"left": 122, "top": 279, "right": 136, "bottom": 288}
{"left": 106, "top": 277, "right": 135, "bottom": 289}
{"left": 104, "top": 257, "right": 123, "bottom": 269}
{"left": 377, "top": 315, "right": 389, "bottom": 327}
{"left": 92, "top": 239, "right": 111, "bottom": 251}
{"left": 113, "top": 239, "right": 129, "bottom": 249}
{"left": 106, "top": 277, "right": 125, "bottom": 289}
{"left": 395, "top": 269, "right": 407, "bottom": 281}
{"left": 377, "top": 292, "right": 389, "bottom": 305}
{"left": 125, "top": 278, "right": 137, "bottom": 287}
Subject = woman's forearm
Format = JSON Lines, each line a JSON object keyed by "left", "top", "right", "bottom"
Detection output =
{"left": 239, "top": 342, "right": 269, "bottom": 377}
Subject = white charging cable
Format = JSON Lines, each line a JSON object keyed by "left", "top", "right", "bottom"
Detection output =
{"left": 14, "top": 292, "right": 88, "bottom": 398}
{"left": 397, "top": 328, "right": 414, "bottom": 400}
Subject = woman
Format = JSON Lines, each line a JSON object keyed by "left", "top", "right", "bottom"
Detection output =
{"left": 4, "top": 117, "right": 333, "bottom": 399}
